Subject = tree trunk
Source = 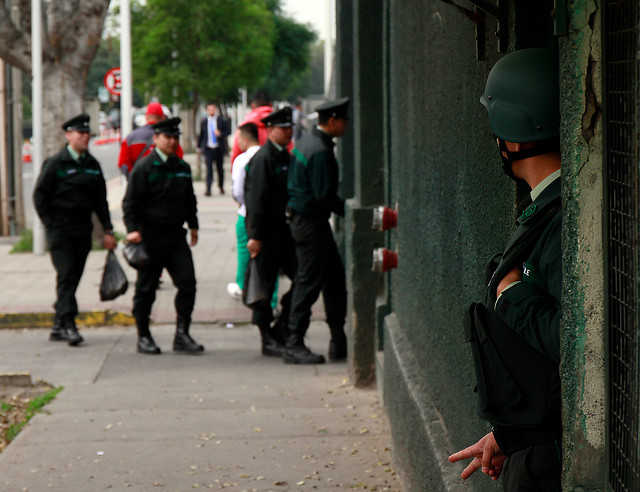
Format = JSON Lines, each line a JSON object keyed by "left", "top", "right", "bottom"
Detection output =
{"left": 42, "top": 65, "right": 87, "bottom": 158}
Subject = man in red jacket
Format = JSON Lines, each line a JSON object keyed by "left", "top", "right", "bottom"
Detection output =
{"left": 230, "top": 91, "right": 273, "bottom": 165}
{"left": 118, "top": 102, "right": 183, "bottom": 179}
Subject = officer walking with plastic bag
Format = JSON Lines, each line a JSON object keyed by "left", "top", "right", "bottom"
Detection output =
{"left": 33, "top": 114, "right": 117, "bottom": 346}
{"left": 123, "top": 117, "right": 203, "bottom": 355}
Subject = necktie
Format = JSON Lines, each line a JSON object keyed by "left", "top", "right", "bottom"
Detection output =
{"left": 209, "top": 118, "right": 217, "bottom": 146}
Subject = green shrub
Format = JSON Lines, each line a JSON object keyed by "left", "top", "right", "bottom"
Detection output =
{"left": 9, "top": 229, "right": 33, "bottom": 254}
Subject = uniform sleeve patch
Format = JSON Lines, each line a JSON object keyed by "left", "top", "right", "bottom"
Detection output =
{"left": 292, "top": 148, "right": 308, "bottom": 167}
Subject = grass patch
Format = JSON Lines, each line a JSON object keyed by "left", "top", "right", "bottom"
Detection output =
{"left": 5, "top": 386, "right": 63, "bottom": 443}
{"left": 9, "top": 229, "right": 33, "bottom": 254}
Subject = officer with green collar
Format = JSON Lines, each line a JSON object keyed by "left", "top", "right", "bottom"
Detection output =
{"left": 123, "top": 117, "right": 203, "bottom": 355}
{"left": 34, "top": 113, "right": 116, "bottom": 346}
{"left": 449, "top": 49, "right": 563, "bottom": 490}
{"left": 284, "top": 98, "right": 349, "bottom": 365}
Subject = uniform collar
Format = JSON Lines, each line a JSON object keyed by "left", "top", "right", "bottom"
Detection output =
{"left": 313, "top": 126, "right": 335, "bottom": 147}
{"left": 155, "top": 148, "right": 169, "bottom": 162}
{"left": 269, "top": 139, "right": 284, "bottom": 152}
{"left": 66, "top": 145, "right": 85, "bottom": 163}
{"left": 530, "top": 169, "right": 561, "bottom": 202}
{"left": 517, "top": 173, "right": 561, "bottom": 225}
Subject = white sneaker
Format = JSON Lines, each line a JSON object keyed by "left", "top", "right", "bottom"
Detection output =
{"left": 226, "top": 282, "right": 242, "bottom": 299}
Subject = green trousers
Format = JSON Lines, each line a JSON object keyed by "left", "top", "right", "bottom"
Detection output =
{"left": 236, "top": 215, "right": 278, "bottom": 309}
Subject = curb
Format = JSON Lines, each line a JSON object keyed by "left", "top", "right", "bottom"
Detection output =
{"left": 0, "top": 311, "right": 135, "bottom": 329}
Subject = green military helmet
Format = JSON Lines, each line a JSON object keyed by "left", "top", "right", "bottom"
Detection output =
{"left": 480, "top": 48, "right": 559, "bottom": 143}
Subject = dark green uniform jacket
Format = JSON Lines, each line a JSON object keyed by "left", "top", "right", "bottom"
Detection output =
{"left": 244, "top": 140, "right": 290, "bottom": 240}
{"left": 33, "top": 146, "right": 112, "bottom": 234}
{"left": 123, "top": 150, "right": 198, "bottom": 233}
{"left": 466, "top": 176, "right": 561, "bottom": 434}
{"left": 287, "top": 127, "right": 345, "bottom": 219}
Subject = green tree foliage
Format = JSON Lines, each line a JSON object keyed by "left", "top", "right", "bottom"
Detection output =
{"left": 131, "top": 0, "right": 275, "bottom": 109}
{"left": 87, "top": 38, "right": 120, "bottom": 98}
{"left": 257, "top": 2, "right": 318, "bottom": 101}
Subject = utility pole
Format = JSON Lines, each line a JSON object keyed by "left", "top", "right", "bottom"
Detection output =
{"left": 120, "top": 0, "right": 133, "bottom": 139}
{"left": 11, "top": 0, "right": 24, "bottom": 233}
{"left": 32, "top": 0, "right": 45, "bottom": 254}
{"left": 324, "top": 0, "right": 334, "bottom": 98}
{"left": 0, "top": 56, "right": 9, "bottom": 235}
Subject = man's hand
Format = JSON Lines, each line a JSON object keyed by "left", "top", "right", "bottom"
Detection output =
{"left": 103, "top": 234, "right": 117, "bottom": 251}
{"left": 497, "top": 267, "right": 522, "bottom": 298}
{"left": 190, "top": 229, "right": 198, "bottom": 246}
{"left": 246, "top": 239, "right": 261, "bottom": 259}
{"left": 448, "top": 432, "right": 506, "bottom": 481}
{"left": 126, "top": 231, "right": 142, "bottom": 244}
{"left": 215, "top": 128, "right": 221, "bottom": 137}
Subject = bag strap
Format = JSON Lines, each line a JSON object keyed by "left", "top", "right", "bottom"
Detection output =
{"left": 487, "top": 197, "right": 561, "bottom": 298}
{"left": 134, "top": 143, "right": 153, "bottom": 165}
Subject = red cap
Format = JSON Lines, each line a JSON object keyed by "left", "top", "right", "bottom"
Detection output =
{"left": 146, "top": 102, "right": 164, "bottom": 116}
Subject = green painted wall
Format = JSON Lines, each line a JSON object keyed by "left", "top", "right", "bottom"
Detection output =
{"left": 381, "top": 1, "right": 512, "bottom": 489}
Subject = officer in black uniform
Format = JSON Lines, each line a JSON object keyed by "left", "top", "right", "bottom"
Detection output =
{"left": 448, "top": 49, "right": 563, "bottom": 491}
{"left": 244, "top": 106, "right": 297, "bottom": 357}
{"left": 123, "top": 117, "right": 203, "bottom": 355}
{"left": 33, "top": 113, "right": 116, "bottom": 346}
{"left": 284, "top": 98, "right": 350, "bottom": 365}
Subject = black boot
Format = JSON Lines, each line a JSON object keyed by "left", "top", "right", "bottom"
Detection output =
{"left": 283, "top": 334, "right": 325, "bottom": 364}
{"left": 259, "top": 324, "right": 285, "bottom": 357}
{"left": 137, "top": 336, "right": 161, "bottom": 354}
{"left": 328, "top": 324, "right": 347, "bottom": 361}
{"left": 173, "top": 318, "right": 204, "bottom": 353}
{"left": 136, "top": 318, "right": 161, "bottom": 354}
{"left": 270, "top": 316, "right": 289, "bottom": 346}
{"left": 62, "top": 315, "right": 83, "bottom": 346}
{"left": 49, "top": 314, "right": 67, "bottom": 341}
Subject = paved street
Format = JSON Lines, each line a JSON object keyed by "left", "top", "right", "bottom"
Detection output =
{"left": 0, "top": 154, "right": 403, "bottom": 491}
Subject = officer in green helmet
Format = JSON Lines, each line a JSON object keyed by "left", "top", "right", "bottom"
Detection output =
{"left": 448, "top": 49, "right": 563, "bottom": 490}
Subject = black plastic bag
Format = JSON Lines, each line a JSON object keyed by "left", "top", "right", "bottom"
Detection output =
{"left": 100, "top": 250, "right": 129, "bottom": 301}
{"left": 242, "top": 258, "right": 270, "bottom": 308}
{"left": 122, "top": 241, "right": 150, "bottom": 270}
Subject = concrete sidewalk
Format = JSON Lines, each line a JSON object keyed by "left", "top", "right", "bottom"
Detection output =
{"left": 0, "top": 155, "right": 403, "bottom": 491}
{"left": 0, "top": 154, "right": 251, "bottom": 326}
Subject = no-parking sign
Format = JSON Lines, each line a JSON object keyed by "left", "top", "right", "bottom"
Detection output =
{"left": 104, "top": 67, "right": 122, "bottom": 96}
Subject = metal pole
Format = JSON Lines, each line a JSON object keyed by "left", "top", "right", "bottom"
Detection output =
{"left": 11, "top": 1, "right": 24, "bottom": 234}
{"left": 324, "top": 0, "right": 333, "bottom": 98}
{"left": 120, "top": 0, "right": 133, "bottom": 139}
{"left": 0, "top": 58, "right": 9, "bottom": 235}
{"left": 32, "top": 0, "right": 45, "bottom": 254}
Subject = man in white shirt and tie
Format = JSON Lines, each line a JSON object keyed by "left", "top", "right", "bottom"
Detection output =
{"left": 197, "top": 102, "right": 230, "bottom": 196}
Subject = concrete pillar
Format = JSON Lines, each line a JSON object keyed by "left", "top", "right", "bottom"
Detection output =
{"left": 343, "top": 0, "right": 385, "bottom": 387}
{"left": 335, "top": 0, "right": 354, "bottom": 202}
{"left": 559, "top": 2, "right": 606, "bottom": 489}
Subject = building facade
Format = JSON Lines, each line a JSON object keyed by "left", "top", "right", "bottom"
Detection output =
{"left": 335, "top": 1, "right": 638, "bottom": 490}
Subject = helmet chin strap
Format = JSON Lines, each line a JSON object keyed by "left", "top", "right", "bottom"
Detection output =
{"left": 496, "top": 138, "right": 558, "bottom": 181}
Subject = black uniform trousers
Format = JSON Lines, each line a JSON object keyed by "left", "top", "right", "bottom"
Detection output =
{"left": 46, "top": 227, "right": 92, "bottom": 318}
{"left": 288, "top": 214, "right": 346, "bottom": 335}
{"left": 501, "top": 440, "right": 562, "bottom": 491}
{"left": 133, "top": 228, "right": 196, "bottom": 323}
{"left": 251, "top": 225, "right": 297, "bottom": 327}
{"left": 203, "top": 147, "right": 224, "bottom": 192}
